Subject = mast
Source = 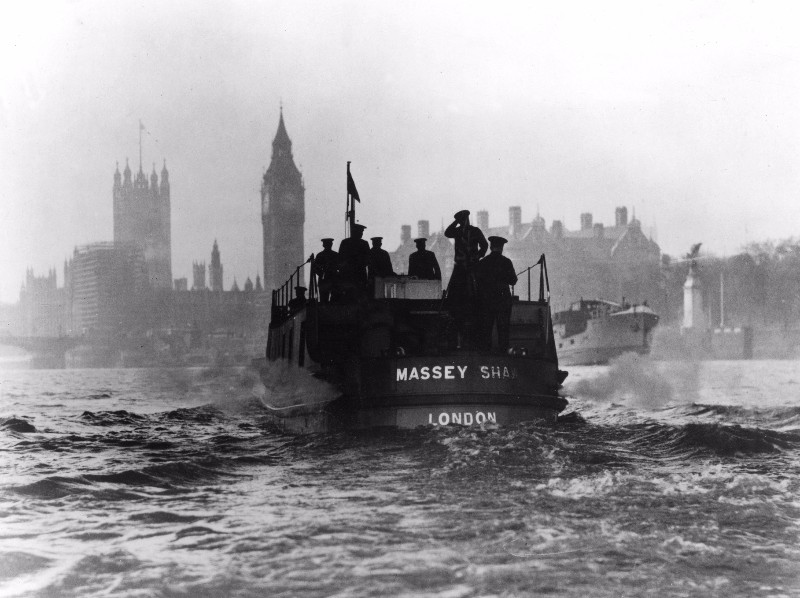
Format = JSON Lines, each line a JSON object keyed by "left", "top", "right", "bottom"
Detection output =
{"left": 346, "top": 162, "right": 351, "bottom": 236}
{"left": 346, "top": 161, "right": 357, "bottom": 234}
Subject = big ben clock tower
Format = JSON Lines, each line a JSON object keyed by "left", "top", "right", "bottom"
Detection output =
{"left": 261, "top": 108, "right": 305, "bottom": 291}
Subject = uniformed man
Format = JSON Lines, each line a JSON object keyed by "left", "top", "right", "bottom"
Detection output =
{"left": 312, "top": 238, "right": 339, "bottom": 303}
{"left": 337, "top": 223, "right": 371, "bottom": 299}
{"left": 444, "top": 209, "right": 488, "bottom": 346}
{"left": 368, "top": 237, "right": 396, "bottom": 281}
{"left": 287, "top": 286, "right": 308, "bottom": 313}
{"left": 475, "top": 236, "right": 518, "bottom": 351}
{"left": 408, "top": 238, "right": 442, "bottom": 281}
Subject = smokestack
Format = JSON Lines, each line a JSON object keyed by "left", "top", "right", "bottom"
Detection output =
{"left": 615, "top": 207, "right": 628, "bottom": 227}
{"left": 418, "top": 220, "right": 430, "bottom": 239}
{"left": 401, "top": 225, "right": 411, "bottom": 243}
{"left": 509, "top": 206, "right": 522, "bottom": 237}
{"left": 580, "top": 212, "right": 593, "bottom": 230}
{"left": 476, "top": 210, "right": 489, "bottom": 231}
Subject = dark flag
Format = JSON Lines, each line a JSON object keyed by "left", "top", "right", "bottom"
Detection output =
{"left": 347, "top": 170, "right": 360, "bottom": 203}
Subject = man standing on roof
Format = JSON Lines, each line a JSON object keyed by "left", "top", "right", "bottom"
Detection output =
{"left": 287, "top": 286, "right": 308, "bottom": 313}
{"left": 368, "top": 237, "right": 396, "bottom": 281}
{"left": 312, "top": 238, "right": 339, "bottom": 303}
{"left": 444, "top": 209, "right": 488, "bottom": 347}
{"left": 407, "top": 237, "right": 442, "bottom": 281}
{"left": 476, "top": 236, "right": 518, "bottom": 351}
{"left": 338, "top": 224, "right": 370, "bottom": 299}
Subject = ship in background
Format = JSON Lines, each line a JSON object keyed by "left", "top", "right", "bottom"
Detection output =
{"left": 552, "top": 299, "right": 659, "bottom": 366}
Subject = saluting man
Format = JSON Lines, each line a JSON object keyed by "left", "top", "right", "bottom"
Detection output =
{"left": 408, "top": 238, "right": 442, "bottom": 281}
{"left": 312, "top": 238, "right": 339, "bottom": 303}
{"left": 475, "top": 236, "right": 518, "bottom": 351}
{"left": 444, "top": 209, "right": 488, "bottom": 346}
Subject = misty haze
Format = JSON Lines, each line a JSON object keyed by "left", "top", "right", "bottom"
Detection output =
{"left": 0, "top": 2, "right": 799, "bottom": 597}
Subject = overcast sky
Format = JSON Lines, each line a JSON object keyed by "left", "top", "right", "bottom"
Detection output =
{"left": 1, "top": 0, "right": 798, "bottom": 303}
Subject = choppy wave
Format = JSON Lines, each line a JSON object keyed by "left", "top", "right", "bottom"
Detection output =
{"left": 1, "top": 417, "right": 36, "bottom": 433}
{"left": 2, "top": 364, "right": 800, "bottom": 597}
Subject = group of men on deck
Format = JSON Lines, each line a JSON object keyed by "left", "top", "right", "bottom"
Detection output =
{"left": 298, "top": 209, "right": 518, "bottom": 351}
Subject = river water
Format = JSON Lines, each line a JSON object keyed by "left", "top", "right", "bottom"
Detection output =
{"left": 1, "top": 357, "right": 799, "bottom": 597}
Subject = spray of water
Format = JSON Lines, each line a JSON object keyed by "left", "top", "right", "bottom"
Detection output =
{"left": 257, "top": 361, "right": 340, "bottom": 409}
{"left": 566, "top": 353, "right": 701, "bottom": 409}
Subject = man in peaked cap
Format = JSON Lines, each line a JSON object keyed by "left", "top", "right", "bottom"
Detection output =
{"left": 445, "top": 210, "right": 488, "bottom": 268}
{"left": 476, "top": 236, "right": 518, "bottom": 351}
{"left": 287, "top": 286, "right": 308, "bottom": 313}
{"left": 312, "top": 238, "right": 339, "bottom": 303}
{"left": 338, "top": 223, "right": 371, "bottom": 300}
{"left": 368, "top": 237, "right": 396, "bottom": 282}
{"left": 444, "top": 209, "right": 488, "bottom": 347}
{"left": 408, "top": 238, "right": 442, "bottom": 281}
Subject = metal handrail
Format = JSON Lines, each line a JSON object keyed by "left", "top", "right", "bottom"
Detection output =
{"left": 513, "top": 254, "right": 550, "bottom": 302}
{"left": 271, "top": 255, "right": 315, "bottom": 321}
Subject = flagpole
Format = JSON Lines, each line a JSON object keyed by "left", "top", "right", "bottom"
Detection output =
{"left": 345, "top": 162, "right": 350, "bottom": 238}
{"left": 346, "top": 161, "right": 355, "bottom": 234}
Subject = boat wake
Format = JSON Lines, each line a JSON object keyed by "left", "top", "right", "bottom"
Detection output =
{"left": 565, "top": 352, "right": 700, "bottom": 408}
{"left": 257, "top": 361, "right": 340, "bottom": 410}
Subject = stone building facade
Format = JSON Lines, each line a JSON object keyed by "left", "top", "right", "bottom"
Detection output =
{"left": 19, "top": 268, "right": 65, "bottom": 337}
{"left": 261, "top": 110, "right": 305, "bottom": 291}
{"left": 64, "top": 242, "right": 148, "bottom": 337}
{"left": 390, "top": 206, "right": 662, "bottom": 311}
{"left": 113, "top": 158, "right": 172, "bottom": 289}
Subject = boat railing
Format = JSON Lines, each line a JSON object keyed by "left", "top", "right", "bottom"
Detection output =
{"left": 271, "top": 255, "right": 316, "bottom": 323}
{"left": 514, "top": 254, "right": 550, "bottom": 303}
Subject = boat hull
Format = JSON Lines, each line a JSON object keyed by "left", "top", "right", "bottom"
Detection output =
{"left": 557, "top": 343, "right": 650, "bottom": 366}
{"left": 260, "top": 351, "right": 567, "bottom": 432}
{"left": 262, "top": 400, "right": 564, "bottom": 434}
{"left": 555, "top": 305, "right": 658, "bottom": 366}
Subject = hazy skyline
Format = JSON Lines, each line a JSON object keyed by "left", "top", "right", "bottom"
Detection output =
{"left": 1, "top": 1, "right": 798, "bottom": 303}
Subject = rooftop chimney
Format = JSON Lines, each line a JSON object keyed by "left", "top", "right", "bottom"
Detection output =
{"left": 615, "top": 206, "right": 628, "bottom": 227}
{"left": 476, "top": 210, "right": 489, "bottom": 231}
{"left": 509, "top": 206, "right": 522, "bottom": 237}
{"left": 551, "top": 220, "right": 564, "bottom": 238}
{"left": 580, "top": 212, "right": 593, "bottom": 230}
{"left": 418, "top": 220, "right": 430, "bottom": 239}
{"left": 401, "top": 225, "right": 411, "bottom": 243}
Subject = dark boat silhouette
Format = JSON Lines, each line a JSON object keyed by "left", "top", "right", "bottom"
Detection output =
{"left": 260, "top": 166, "right": 568, "bottom": 432}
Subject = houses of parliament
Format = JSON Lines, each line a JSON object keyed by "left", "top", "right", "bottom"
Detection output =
{"left": 8, "top": 110, "right": 671, "bottom": 366}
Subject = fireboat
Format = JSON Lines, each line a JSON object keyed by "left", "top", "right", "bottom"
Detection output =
{"left": 260, "top": 165, "right": 568, "bottom": 432}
